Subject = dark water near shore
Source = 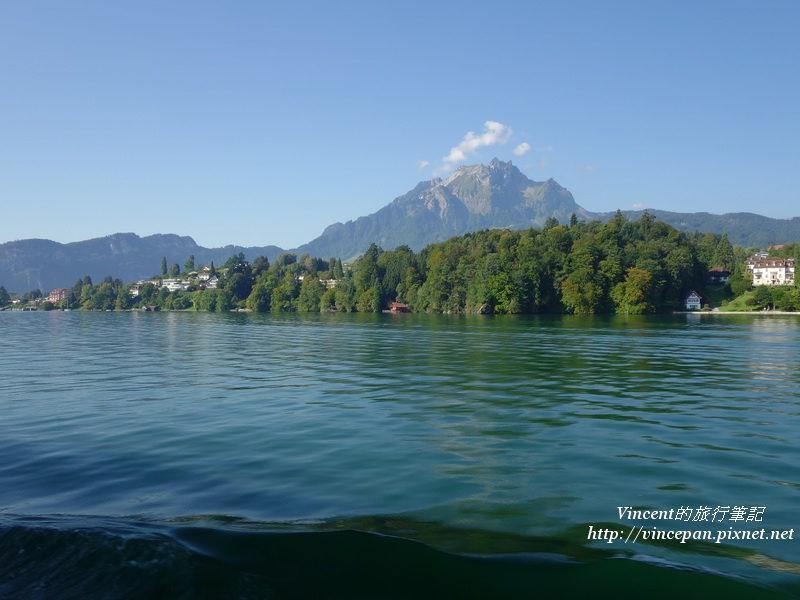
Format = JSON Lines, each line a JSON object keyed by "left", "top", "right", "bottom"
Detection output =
{"left": 1, "top": 310, "right": 799, "bottom": 598}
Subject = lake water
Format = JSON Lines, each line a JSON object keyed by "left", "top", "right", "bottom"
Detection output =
{"left": 1, "top": 310, "right": 799, "bottom": 599}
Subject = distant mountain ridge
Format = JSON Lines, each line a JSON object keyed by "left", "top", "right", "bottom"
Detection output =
{"left": 2, "top": 158, "right": 799, "bottom": 292}
{"left": 617, "top": 209, "right": 800, "bottom": 249}
{"left": 0, "top": 233, "right": 282, "bottom": 294}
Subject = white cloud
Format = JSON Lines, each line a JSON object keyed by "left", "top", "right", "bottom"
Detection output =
{"left": 513, "top": 142, "right": 531, "bottom": 156}
{"left": 578, "top": 165, "right": 597, "bottom": 172}
{"left": 442, "top": 121, "right": 513, "bottom": 166}
{"left": 417, "top": 160, "right": 430, "bottom": 169}
{"left": 632, "top": 202, "right": 646, "bottom": 210}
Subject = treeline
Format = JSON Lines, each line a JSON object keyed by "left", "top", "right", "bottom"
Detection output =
{"left": 237, "top": 212, "right": 740, "bottom": 315}
{"left": 746, "top": 285, "right": 800, "bottom": 311}
{"left": 4, "top": 213, "right": 767, "bottom": 314}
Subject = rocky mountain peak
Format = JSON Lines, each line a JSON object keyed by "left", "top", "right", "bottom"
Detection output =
{"left": 294, "top": 160, "right": 589, "bottom": 259}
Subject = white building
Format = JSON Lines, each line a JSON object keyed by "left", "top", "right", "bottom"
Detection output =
{"left": 162, "top": 279, "right": 190, "bottom": 292}
{"left": 746, "top": 257, "right": 795, "bottom": 286}
{"left": 683, "top": 291, "right": 704, "bottom": 310}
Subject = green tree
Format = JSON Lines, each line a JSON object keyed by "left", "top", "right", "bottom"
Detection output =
{"left": 560, "top": 269, "right": 603, "bottom": 314}
{"left": 271, "top": 273, "right": 299, "bottom": 311}
{"left": 711, "top": 234, "right": 736, "bottom": 270}
{"left": 91, "top": 282, "right": 116, "bottom": 310}
{"left": 695, "top": 232, "right": 718, "bottom": 268}
{"left": 611, "top": 267, "right": 655, "bottom": 314}
{"left": 79, "top": 283, "right": 96, "bottom": 308}
{"left": 184, "top": 254, "right": 195, "bottom": 272}
{"left": 138, "top": 282, "right": 158, "bottom": 305}
{"left": 165, "top": 292, "right": 191, "bottom": 310}
{"left": 543, "top": 216, "right": 559, "bottom": 230}
{"left": 211, "top": 290, "right": 232, "bottom": 312}
{"left": 223, "top": 252, "right": 247, "bottom": 272}
{"left": 224, "top": 272, "right": 251, "bottom": 304}
{"left": 771, "top": 287, "right": 790, "bottom": 311}
{"left": 273, "top": 253, "right": 297, "bottom": 269}
{"left": 334, "top": 278, "right": 356, "bottom": 311}
{"left": 356, "top": 286, "right": 380, "bottom": 312}
{"left": 161, "top": 257, "right": 168, "bottom": 276}
{"left": 487, "top": 270, "right": 517, "bottom": 313}
{"left": 116, "top": 288, "right": 133, "bottom": 310}
{"left": 319, "top": 287, "right": 337, "bottom": 311}
{"left": 753, "top": 286, "right": 773, "bottom": 309}
{"left": 297, "top": 277, "right": 326, "bottom": 311}
{"left": 192, "top": 289, "right": 217, "bottom": 311}
{"left": 219, "top": 254, "right": 254, "bottom": 305}
{"left": 776, "top": 288, "right": 800, "bottom": 312}
{"left": 192, "top": 289, "right": 231, "bottom": 312}
{"left": 245, "top": 284, "right": 271, "bottom": 312}
{"left": 252, "top": 256, "right": 270, "bottom": 277}
{"left": 0, "top": 286, "right": 9, "bottom": 307}
{"left": 636, "top": 211, "right": 656, "bottom": 241}
{"left": 155, "top": 287, "right": 171, "bottom": 308}
{"left": 168, "top": 263, "right": 180, "bottom": 278}
{"left": 727, "top": 271, "right": 751, "bottom": 297}
{"left": 396, "top": 266, "right": 421, "bottom": 306}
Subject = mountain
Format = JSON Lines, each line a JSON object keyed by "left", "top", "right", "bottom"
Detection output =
{"left": 294, "top": 159, "right": 593, "bottom": 259}
{"left": 0, "top": 233, "right": 282, "bottom": 294}
{"left": 3, "top": 158, "right": 799, "bottom": 293}
{"left": 617, "top": 209, "right": 800, "bottom": 249}
{"left": 294, "top": 158, "right": 800, "bottom": 259}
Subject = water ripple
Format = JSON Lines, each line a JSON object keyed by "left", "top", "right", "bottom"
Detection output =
{"left": 2, "top": 311, "right": 800, "bottom": 580}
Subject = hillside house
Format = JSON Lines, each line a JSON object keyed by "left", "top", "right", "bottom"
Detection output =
{"left": 683, "top": 291, "right": 704, "bottom": 310}
{"left": 746, "top": 256, "right": 795, "bottom": 286}
{"left": 162, "top": 279, "right": 189, "bottom": 292}
{"left": 707, "top": 267, "right": 731, "bottom": 283}
{"left": 47, "top": 288, "right": 71, "bottom": 303}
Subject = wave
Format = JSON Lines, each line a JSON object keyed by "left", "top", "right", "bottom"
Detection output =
{"left": 0, "top": 514, "right": 796, "bottom": 600}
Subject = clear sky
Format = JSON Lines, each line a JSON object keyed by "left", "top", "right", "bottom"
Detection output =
{"left": 2, "top": 1, "right": 799, "bottom": 249}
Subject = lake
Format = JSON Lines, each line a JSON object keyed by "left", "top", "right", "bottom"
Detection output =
{"left": 1, "top": 310, "right": 799, "bottom": 599}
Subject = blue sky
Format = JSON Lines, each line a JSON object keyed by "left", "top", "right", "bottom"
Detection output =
{"left": 2, "top": 1, "right": 798, "bottom": 249}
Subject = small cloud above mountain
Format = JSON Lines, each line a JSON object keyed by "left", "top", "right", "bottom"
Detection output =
{"left": 513, "top": 142, "right": 531, "bottom": 156}
{"left": 434, "top": 121, "right": 515, "bottom": 175}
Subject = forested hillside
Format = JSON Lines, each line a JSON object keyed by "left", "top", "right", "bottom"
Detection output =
{"left": 9, "top": 213, "right": 746, "bottom": 315}
{"left": 243, "top": 212, "right": 737, "bottom": 315}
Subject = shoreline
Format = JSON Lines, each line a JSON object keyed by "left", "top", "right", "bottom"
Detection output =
{"left": 685, "top": 310, "right": 800, "bottom": 315}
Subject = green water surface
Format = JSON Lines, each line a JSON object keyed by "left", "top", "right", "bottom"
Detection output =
{"left": 1, "top": 310, "right": 799, "bottom": 597}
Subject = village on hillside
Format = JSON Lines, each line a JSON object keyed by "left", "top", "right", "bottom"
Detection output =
{"left": 682, "top": 248, "right": 796, "bottom": 311}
